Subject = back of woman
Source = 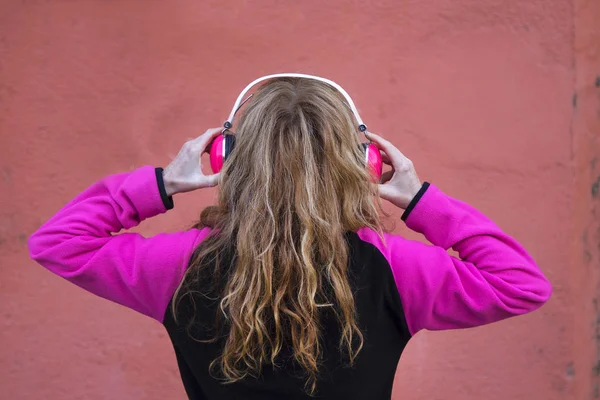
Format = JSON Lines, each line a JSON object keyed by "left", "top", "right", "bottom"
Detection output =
{"left": 28, "top": 76, "right": 552, "bottom": 399}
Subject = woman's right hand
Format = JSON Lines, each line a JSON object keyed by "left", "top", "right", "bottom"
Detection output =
{"left": 365, "top": 132, "right": 423, "bottom": 210}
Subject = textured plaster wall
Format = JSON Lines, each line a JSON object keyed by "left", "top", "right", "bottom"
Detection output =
{"left": 0, "top": 1, "right": 597, "bottom": 399}
{"left": 572, "top": 0, "right": 600, "bottom": 398}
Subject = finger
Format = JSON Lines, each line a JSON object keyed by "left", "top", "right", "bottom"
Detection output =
{"left": 193, "top": 127, "right": 223, "bottom": 152}
{"left": 365, "top": 131, "right": 396, "bottom": 159}
{"left": 364, "top": 131, "right": 393, "bottom": 152}
{"left": 200, "top": 127, "right": 223, "bottom": 143}
{"left": 203, "top": 127, "right": 224, "bottom": 136}
{"left": 380, "top": 150, "right": 391, "bottom": 165}
{"left": 202, "top": 173, "right": 221, "bottom": 188}
{"left": 380, "top": 169, "right": 394, "bottom": 184}
{"left": 365, "top": 131, "right": 409, "bottom": 168}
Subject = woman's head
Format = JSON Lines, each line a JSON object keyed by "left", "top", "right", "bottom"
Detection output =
{"left": 175, "top": 77, "right": 387, "bottom": 394}
{"left": 220, "top": 77, "right": 381, "bottom": 231}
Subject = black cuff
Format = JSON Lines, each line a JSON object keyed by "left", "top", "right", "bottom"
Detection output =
{"left": 155, "top": 167, "right": 174, "bottom": 210}
{"left": 401, "top": 182, "right": 430, "bottom": 222}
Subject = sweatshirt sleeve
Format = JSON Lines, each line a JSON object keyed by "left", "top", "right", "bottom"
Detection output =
{"left": 27, "top": 166, "right": 210, "bottom": 322}
{"left": 358, "top": 183, "right": 552, "bottom": 336}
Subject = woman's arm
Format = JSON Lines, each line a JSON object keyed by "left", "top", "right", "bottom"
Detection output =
{"left": 362, "top": 131, "right": 551, "bottom": 335}
{"left": 27, "top": 166, "right": 209, "bottom": 322}
{"left": 359, "top": 183, "right": 552, "bottom": 335}
{"left": 28, "top": 128, "right": 223, "bottom": 322}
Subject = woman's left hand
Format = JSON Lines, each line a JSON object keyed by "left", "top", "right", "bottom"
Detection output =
{"left": 162, "top": 127, "right": 223, "bottom": 196}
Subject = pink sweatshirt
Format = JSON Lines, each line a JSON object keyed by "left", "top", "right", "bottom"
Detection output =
{"left": 28, "top": 165, "right": 551, "bottom": 336}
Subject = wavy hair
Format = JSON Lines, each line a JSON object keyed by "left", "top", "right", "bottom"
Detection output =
{"left": 173, "top": 77, "right": 388, "bottom": 394}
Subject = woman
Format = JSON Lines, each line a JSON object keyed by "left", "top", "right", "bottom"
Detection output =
{"left": 28, "top": 77, "right": 552, "bottom": 400}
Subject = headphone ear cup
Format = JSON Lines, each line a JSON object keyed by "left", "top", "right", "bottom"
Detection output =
{"left": 209, "top": 133, "right": 236, "bottom": 173}
{"left": 361, "top": 142, "right": 382, "bottom": 182}
{"left": 224, "top": 134, "right": 236, "bottom": 159}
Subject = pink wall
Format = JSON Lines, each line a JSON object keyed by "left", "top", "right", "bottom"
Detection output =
{"left": 572, "top": 0, "right": 600, "bottom": 398}
{"left": 0, "top": 1, "right": 598, "bottom": 399}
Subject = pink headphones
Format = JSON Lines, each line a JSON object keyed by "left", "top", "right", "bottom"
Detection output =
{"left": 209, "top": 73, "right": 383, "bottom": 182}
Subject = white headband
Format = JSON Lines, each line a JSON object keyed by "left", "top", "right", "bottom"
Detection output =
{"left": 224, "top": 73, "right": 368, "bottom": 133}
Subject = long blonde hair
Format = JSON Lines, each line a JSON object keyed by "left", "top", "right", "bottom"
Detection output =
{"left": 173, "top": 77, "right": 387, "bottom": 394}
